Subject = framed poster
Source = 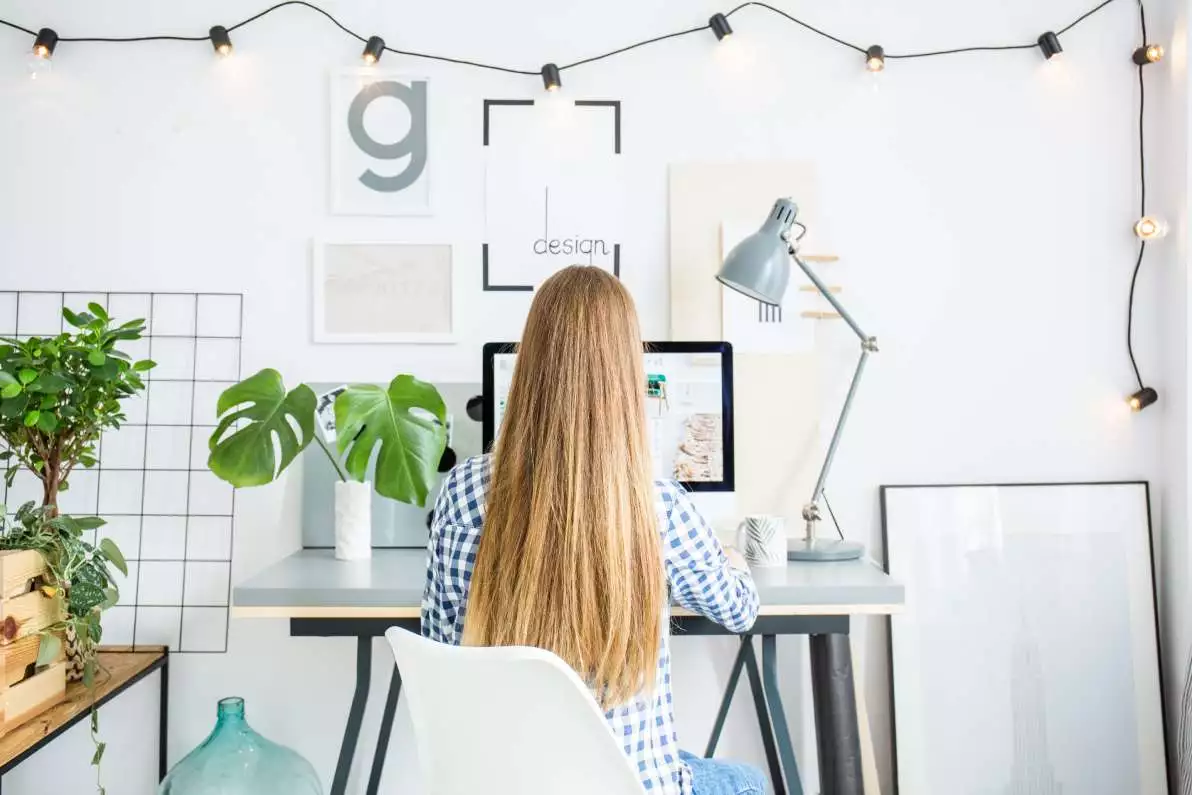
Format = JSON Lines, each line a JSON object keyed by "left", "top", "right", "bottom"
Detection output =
{"left": 481, "top": 98, "right": 624, "bottom": 290}
{"left": 330, "top": 69, "right": 430, "bottom": 216}
{"left": 881, "top": 482, "right": 1168, "bottom": 795}
{"left": 312, "top": 241, "right": 455, "bottom": 343}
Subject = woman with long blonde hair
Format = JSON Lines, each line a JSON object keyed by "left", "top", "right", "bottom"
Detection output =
{"left": 423, "top": 266, "right": 762, "bottom": 794}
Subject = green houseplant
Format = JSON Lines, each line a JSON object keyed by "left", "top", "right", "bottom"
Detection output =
{"left": 207, "top": 369, "right": 447, "bottom": 557}
{"left": 0, "top": 303, "right": 147, "bottom": 667}
{"left": 0, "top": 303, "right": 147, "bottom": 794}
{"left": 0, "top": 303, "right": 154, "bottom": 508}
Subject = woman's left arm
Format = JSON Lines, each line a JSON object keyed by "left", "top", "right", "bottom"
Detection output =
{"left": 421, "top": 474, "right": 460, "bottom": 643}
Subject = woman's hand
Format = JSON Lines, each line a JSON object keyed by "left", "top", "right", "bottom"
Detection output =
{"left": 724, "top": 545, "right": 750, "bottom": 572}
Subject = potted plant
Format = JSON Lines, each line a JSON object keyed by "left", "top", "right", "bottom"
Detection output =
{"left": 0, "top": 303, "right": 147, "bottom": 668}
{"left": 0, "top": 503, "right": 126, "bottom": 682}
{"left": 0, "top": 303, "right": 146, "bottom": 792}
{"left": 207, "top": 369, "right": 447, "bottom": 559}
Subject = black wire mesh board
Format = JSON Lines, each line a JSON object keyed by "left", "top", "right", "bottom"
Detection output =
{"left": 0, "top": 291, "right": 243, "bottom": 654}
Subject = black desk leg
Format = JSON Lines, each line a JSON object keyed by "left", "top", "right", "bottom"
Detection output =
{"left": 159, "top": 652, "right": 170, "bottom": 782}
{"left": 366, "top": 665, "right": 402, "bottom": 795}
{"left": 761, "top": 635, "right": 804, "bottom": 795}
{"left": 704, "top": 637, "right": 749, "bottom": 758}
{"left": 741, "top": 639, "right": 787, "bottom": 795}
{"left": 808, "top": 633, "right": 863, "bottom": 795}
{"left": 332, "top": 637, "right": 374, "bottom": 795}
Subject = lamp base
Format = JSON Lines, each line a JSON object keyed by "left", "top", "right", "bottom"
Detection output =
{"left": 787, "top": 537, "right": 865, "bottom": 562}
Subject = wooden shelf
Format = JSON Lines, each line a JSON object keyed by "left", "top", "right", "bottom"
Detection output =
{"left": 0, "top": 646, "right": 167, "bottom": 772}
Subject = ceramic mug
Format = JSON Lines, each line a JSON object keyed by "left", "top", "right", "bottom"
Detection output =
{"left": 736, "top": 515, "right": 786, "bottom": 567}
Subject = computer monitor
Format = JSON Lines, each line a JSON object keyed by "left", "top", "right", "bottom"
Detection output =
{"left": 482, "top": 341, "right": 734, "bottom": 492}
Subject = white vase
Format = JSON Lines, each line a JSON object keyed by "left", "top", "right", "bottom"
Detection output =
{"left": 335, "top": 481, "right": 372, "bottom": 560}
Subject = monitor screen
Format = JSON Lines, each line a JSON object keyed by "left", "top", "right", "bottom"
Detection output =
{"left": 483, "top": 342, "right": 734, "bottom": 492}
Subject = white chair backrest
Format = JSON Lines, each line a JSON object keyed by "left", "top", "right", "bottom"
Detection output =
{"left": 385, "top": 628, "right": 647, "bottom": 795}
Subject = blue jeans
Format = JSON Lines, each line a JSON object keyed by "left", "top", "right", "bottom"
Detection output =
{"left": 680, "top": 750, "right": 767, "bottom": 795}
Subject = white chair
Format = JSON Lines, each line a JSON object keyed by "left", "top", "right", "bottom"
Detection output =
{"left": 385, "top": 627, "right": 647, "bottom": 795}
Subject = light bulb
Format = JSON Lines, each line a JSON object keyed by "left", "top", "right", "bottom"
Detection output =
{"left": 541, "top": 63, "right": 561, "bottom": 92}
{"left": 1128, "top": 387, "right": 1158, "bottom": 412}
{"left": 1134, "top": 216, "right": 1167, "bottom": 240}
{"left": 1134, "top": 44, "right": 1165, "bottom": 65}
{"left": 25, "top": 51, "right": 52, "bottom": 80}
{"left": 1037, "top": 31, "right": 1063, "bottom": 60}
{"left": 362, "top": 36, "right": 385, "bottom": 65}
{"left": 209, "top": 26, "right": 233, "bottom": 58}
{"left": 709, "top": 13, "right": 733, "bottom": 42}
{"left": 866, "top": 45, "right": 885, "bottom": 72}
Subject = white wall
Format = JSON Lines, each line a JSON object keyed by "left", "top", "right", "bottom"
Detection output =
{"left": 0, "top": 0, "right": 1175, "bottom": 793}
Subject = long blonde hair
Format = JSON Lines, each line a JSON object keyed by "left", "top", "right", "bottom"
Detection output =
{"left": 463, "top": 266, "right": 663, "bottom": 706}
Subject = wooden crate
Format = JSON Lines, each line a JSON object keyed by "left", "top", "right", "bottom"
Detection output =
{"left": 2, "top": 633, "right": 64, "bottom": 687}
{"left": 0, "top": 550, "right": 69, "bottom": 735}
{"left": 0, "top": 550, "right": 48, "bottom": 600}
{"left": 0, "top": 662, "right": 66, "bottom": 736}
{"left": 0, "top": 549, "right": 61, "bottom": 648}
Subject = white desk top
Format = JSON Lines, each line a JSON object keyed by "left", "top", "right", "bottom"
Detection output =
{"left": 233, "top": 549, "right": 904, "bottom": 619}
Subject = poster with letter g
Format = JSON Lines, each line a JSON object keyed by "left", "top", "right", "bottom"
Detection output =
{"left": 330, "top": 70, "right": 431, "bottom": 216}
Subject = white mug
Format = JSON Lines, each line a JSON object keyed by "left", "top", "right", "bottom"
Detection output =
{"left": 736, "top": 515, "right": 786, "bottom": 567}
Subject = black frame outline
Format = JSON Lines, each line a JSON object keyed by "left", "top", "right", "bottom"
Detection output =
{"left": 482, "top": 341, "right": 735, "bottom": 492}
{"left": 481, "top": 98, "right": 623, "bottom": 292}
{"left": 879, "top": 480, "right": 1170, "bottom": 795}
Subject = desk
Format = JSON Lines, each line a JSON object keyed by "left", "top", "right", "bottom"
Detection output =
{"left": 235, "top": 549, "right": 903, "bottom": 795}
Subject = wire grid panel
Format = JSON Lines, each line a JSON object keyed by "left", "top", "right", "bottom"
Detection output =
{"left": 0, "top": 291, "right": 243, "bottom": 653}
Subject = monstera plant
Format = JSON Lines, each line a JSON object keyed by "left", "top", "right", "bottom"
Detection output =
{"left": 207, "top": 369, "right": 447, "bottom": 506}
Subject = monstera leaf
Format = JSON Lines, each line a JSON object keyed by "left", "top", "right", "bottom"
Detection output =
{"left": 208, "top": 369, "right": 317, "bottom": 487}
{"left": 335, "top": 375, "right": 447, "bottom": 506}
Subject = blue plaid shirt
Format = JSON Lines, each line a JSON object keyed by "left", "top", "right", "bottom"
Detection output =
{"left": 422, "top": 455, "right": 760, "bottom": 795}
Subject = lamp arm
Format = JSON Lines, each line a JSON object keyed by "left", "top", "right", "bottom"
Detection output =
{"left": 788, "top": 247, "right": 872, "bottom": 345}
{"left": 810, "top": 348, "right": 870, "bottom": 511}
{"left": 787, "top": 246, "right": 879, "bottom": 537}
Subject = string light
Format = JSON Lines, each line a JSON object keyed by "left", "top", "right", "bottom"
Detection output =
{"left": 1133, "top": 43, "right": 1164, "bottom": 64}
{"left": 209, "top": 25, "right": 232, "bottom": 57}
{"left": 541, "top": 62, "right": 561, "bottom": 92}
{"left": 362, "top": 35, "right": 384, "bottom": 65}
{"left": 26, "top": 27, "right": 57, "bottom": 79}
{"left": 1128, "top": 387, "right": 1158, "bottom": 412}
{"left": 866, "top": 45, "right": 885, "bottom": 72}
{"left": 709, "top": 13, "right": 733, "bottom": 42}
{"left": 0, "top": 0, "right": 1158, "bottom": 414}
{"left": 32, "top": 28, "right": 57, "bottom": 59}
{"left": 1133, "top": 216, "right": 1167, "bottom": 240}
{"left": 1037, "top": 31, "right": 1062, "bottom": 60}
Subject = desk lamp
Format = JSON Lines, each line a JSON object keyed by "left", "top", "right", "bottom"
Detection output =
{"left": 717, "top": 198, "right": 875, "bottom": 562}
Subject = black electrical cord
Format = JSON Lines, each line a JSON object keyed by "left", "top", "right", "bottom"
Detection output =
{"left": 1126, "top": 0, "right": 1149, "bottom": 392}
{"left": 0, "top": 0, "right": 1133, "bottom": 73}
{"left": 724, "top": 2, "right": 867, "bottom": 54}
{"left": 58, "top": 33, "right": 209, "bottom": 43}
{"left": 1059, "top": 0, "right": 1122, "bottom": 35}
{"left": 0, "top": 19, "right": 35, "bottom": 37}
{"left": 559, "top": 24, "right": 710, "bottom": 71}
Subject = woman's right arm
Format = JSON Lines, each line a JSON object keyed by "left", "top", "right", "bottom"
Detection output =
{"left": 662, "top": 483, "right": 760, "bottom": 633}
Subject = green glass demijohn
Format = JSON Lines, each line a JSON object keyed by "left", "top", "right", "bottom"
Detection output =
{"left": 159, "top": 697, "right": 322, "bottom": 795}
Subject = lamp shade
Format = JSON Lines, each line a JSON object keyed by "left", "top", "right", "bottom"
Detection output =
{"left": 716, "top": 198, "right": 799, "bottom": 305}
